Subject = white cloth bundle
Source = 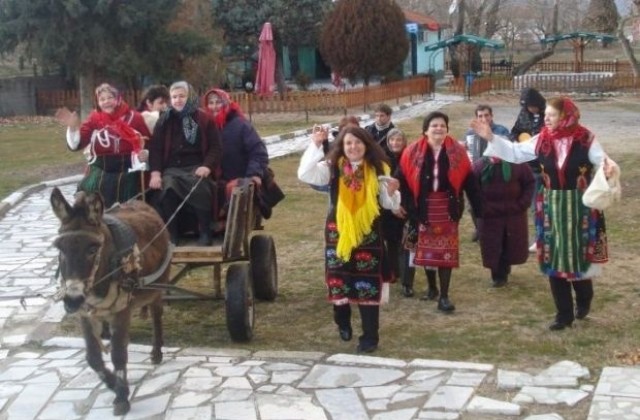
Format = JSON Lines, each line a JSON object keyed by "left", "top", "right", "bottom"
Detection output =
{"left": 582, "top": 165, "right": 621, "bottom": 210}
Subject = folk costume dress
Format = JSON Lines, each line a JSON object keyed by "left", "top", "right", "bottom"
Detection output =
{"left": 398, "top": 135, "right": 474, "bottom": 268}
{"left": 66, "top": 92, "right": 150, "bottom": 208}
{"left": 298, "top": 141, "right": 400, "bottom": 350}
{"left": 483, "top": 97, "right": 617, "bottom": 326}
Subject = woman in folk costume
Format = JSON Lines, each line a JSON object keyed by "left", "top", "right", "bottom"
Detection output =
{"left": 202, "top": 88, "right": 268, "bottom": 207}
{"left": 297, "top": 126, "right": 401, "bottom": 353}
{"left": 56, "top": 83, "right": 151, "bottom": 208}
{"left": 148, "top": 81, "right": 222, "bottom": 246}
{"left": 472, "top": 96, "right": 619, "bottom": 330}
{"left": 396, "top": 111, "right": 477, "bottom": 313}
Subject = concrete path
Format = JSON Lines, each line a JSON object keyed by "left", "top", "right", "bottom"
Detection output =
{"left": 0, "top": 94, "right": 638, "bottom": 419}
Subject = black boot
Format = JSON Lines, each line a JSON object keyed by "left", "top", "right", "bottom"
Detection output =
{"left": 548, "top": 276, "right": 574, "bottom": 330}
{"left": 357, "top": 305, "right": 379, "bottom": 353}
{"left": 573, "top": 279, "right": 593, "bottom": 320}
{"left": 437, "top": 268, "right": 455, "bottom": 312}
{"left": 196, "top": 209, "right": 213, "bottom": 246}
{"left": 399, "top": 250, "right": 415, "bottom": 297}
{"left": 420, "top": 269, "right": 439, "bottom": 301}
{"left": 333, "top": 304, "right": 352, "bottom": 341}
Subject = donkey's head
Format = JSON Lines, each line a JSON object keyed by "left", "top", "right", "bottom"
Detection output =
{"left": 51, "top": 187, "right": 108, "bottom": 314}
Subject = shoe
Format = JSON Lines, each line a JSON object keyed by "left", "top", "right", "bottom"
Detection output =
{"left": 402, "top": 285, "right": 414, "bottom": 298}
{"left": 356, "top": 342, "right": 378, "bottom": 353}
{"left": 576, "top": 307, "right": 590, "bottom": 320}
{"left": 196, "top": 233, "right": 212, "bottom": 246}
{"left": 548, "top": 320, "right": 573, "bottom": 331}
{"left": 437, "top": 297, "right": 456, "bottom": 312}
{"left": 420, "top": 288, "right": 439, "bottom": 301}
{"left": 492, "top": 278, "right": 507, "bottom": 288}
{"left": 338, "top": 327, "right": 353, "bottom": 342}
{"left": 529, "top": 242, "right": 537, "bottom": 253}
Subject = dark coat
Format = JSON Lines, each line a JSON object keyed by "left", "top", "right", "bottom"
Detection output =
{"left": 471, "top": 158, "right": 535, "bottom": 271}
{"left": 220, "top": 111, "right": 269, "bottom": 181}
{"left": 365, "top": 122, "right": 395, "bottom": 154}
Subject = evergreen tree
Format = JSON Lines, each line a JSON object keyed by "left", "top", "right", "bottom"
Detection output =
{"left": 583, "top": 0, "right": 619, "bottom": 35}
{"left": 0, "top": 0, "right": 211, "bottom": 115}
{"left": 319, "top": 0, "right": 409, "bottom": 85}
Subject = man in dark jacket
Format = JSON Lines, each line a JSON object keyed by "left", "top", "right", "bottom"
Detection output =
{"left": 365, "top": 103, "right": 395, "bottom": 152}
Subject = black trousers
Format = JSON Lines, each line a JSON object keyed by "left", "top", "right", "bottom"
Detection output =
{"left": 333, "top": 304, "right": 379, "bottom": 346}
{"left": 548, "top": 276, "right": 593, "bottom": 324}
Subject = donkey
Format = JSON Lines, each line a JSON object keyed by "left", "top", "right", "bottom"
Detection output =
{"left": 50, "top": 187, "right": 171, "bottom": 415}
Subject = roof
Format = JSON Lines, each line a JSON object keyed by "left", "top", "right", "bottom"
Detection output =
{"left": 541, "top": 31, "right": 618, "bottom": 44}
{"left": 424, "top": 34, "right": 505, "bottom": 52}
{"left": 402, "top": 9, "right": 443, "bottom": 32}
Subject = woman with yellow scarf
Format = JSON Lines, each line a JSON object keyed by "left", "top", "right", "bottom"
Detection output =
{"left": 298, "top": 126, "right": 401, "bottom": 353}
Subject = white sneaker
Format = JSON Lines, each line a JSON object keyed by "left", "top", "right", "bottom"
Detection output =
{"left": 529, "top": 243, "right": 537, "bottom": 253}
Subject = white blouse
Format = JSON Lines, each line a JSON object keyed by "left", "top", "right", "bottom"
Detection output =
{"left": 483, "top": 133, "right": 608, "bottom": 168}
{"left": 297, "top": 143, "right": 401, "bottom": 210}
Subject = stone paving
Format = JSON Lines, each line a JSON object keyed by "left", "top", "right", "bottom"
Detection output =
{"left": 1, "top": 94, "right": 640, "bottom": 419}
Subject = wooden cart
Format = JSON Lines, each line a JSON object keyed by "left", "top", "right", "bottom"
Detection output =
{"left": 163, "top": 180, "right": 278, "bottom": 342}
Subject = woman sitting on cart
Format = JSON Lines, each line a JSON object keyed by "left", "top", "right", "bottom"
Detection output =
{"left": 148, "top": 81, "right": 222, "bottom": 246}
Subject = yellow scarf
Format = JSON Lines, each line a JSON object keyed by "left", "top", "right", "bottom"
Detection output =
{"left": 335, "top": 158, "right": 390, "bottom": 261}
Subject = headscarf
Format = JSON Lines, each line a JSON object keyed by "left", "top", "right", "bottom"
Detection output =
{"left": 536, "top": 97, "right": 590, "bottom": 155}
{"left": 157, "top": 81, "right": 200, "bottom": 145}
{"left": 399, "top": 135, "right": 471, "bottom": 205}
{"left": 480, "top": 157, "right": 511, "bottom": 185}
{"left": 202, "top": 88, "right": 246, "bottom": 129}
{"left": 85, "top": 83, "right": 141, "bottom": 152}
{"left": 335, "top": 158, "right": 390, "bottom": 261}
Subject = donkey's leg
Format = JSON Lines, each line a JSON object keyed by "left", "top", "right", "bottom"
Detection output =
{"left": 81, "top": 317, "right": 119, "bottom": 390}
{"left": 149, "top": 295, "right": 164, "bottom": 364}
{"left": 110, "top": 308, "right": 132, "bottom": 416}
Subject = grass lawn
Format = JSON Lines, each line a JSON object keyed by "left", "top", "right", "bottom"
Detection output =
{"left": 4, "top": 97, "right": 640, "bottom": 378}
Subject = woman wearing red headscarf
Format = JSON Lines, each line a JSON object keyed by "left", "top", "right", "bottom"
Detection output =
{"left": 202, "top": 88, "right": 268, "bottom": 202}
{"left": 396, "top": 111, "right": 478, "bottom": 314}
{"left": 472, "top": 96, "right": 619, "bottom": 331}
{"left": 56, "top": 83, "right": 150, "bottom": 207}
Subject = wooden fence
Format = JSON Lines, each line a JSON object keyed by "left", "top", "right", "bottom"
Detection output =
{"left": 446, "top": 73, "right": 640, "bottom": 96}
{"left": 35, "top": 77, "right": 434, "bottom": 116}
{"left": 447, "top": 60, "right": 634, "bottom": 75}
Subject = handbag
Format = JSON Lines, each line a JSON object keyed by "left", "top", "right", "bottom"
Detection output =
{"left": 582, "top": 164, "right": 621, "bottom": 210}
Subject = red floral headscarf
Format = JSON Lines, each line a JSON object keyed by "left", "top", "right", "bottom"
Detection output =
{"left": 202, "top": 88, "right": 246, "bottom": 129}
{"left": 86, "top": 83, "right": 141, "bottom": 152}
{"left": 536, "top": 97, "right": 589, "bottom": 156}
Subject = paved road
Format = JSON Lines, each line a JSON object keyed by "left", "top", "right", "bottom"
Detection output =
{"left": 0, "top": 94, "right": 638, "bottom": 419}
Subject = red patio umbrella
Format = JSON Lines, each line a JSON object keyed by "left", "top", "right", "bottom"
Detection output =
{"left": 255, "top": 22, "right": 276, "bottom": 96}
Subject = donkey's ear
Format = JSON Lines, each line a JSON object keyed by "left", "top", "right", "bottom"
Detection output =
{"left": 50, "top": 187, "right": 72, "bottom": 223}
{"left": 84, "top": 192, "right": 104, "bottom": 226}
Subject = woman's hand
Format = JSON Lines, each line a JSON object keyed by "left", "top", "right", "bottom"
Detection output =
{"left": 311, "top": 125, "right": 328, "bottom": 147}
{"left": 469, "top": 119, "right": 494, "bottom": 141}
{"left": 392, "top": 205, "right": 407, "bottom": 219}
{"left": 149, "top": 171, "right": 162, "bottom": 189}
{"left": 55, "top": 107, "right": 80, "bottom": 130}
{"left": 195, "top": 166, "right": 211, "bottom": 178}
{"left": 603, "top": 156, "right": 617, "bottom": 178}
{"left": 251, "top": 176, "right": 262, "bottom": 187}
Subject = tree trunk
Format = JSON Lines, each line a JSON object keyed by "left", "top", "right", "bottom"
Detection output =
{"left": 79, "top": 73, "right": 96, "bottom": 120}
{"left": 618, "top": 15, "right": 640, "bottom": 77}
{"left": 449, "top": 0, "right": 465, "bottom": 78}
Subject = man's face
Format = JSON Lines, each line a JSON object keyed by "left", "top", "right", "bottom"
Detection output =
{"left": 476, "top": 109, "right": 493, "bottom": 125}
{"left": 375, "top": 112, "right": 391, "bottom": 126}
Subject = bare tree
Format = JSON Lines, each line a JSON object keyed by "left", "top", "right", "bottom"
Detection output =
{"left": 511, "top": 0, "right": 560, "bottom": 75}
{"left": 617, "top": 0, "right": 640, "bottom": 76}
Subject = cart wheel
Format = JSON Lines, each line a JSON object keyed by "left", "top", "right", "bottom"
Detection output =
{"left": 225, "top": 262, "right": 255, "bottom": 342}
{"left": 250, "top": 234, "right": 278, "bottom": 301}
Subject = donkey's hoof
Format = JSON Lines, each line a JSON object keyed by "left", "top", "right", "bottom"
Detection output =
{"left": 113, "top": 400, "right": 130, "bottom": 416}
